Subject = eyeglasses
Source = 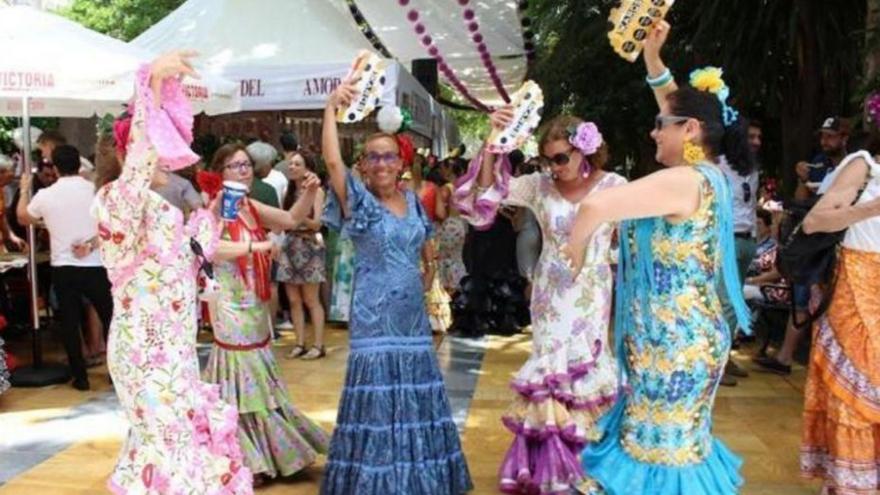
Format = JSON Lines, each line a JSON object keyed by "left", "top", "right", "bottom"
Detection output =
{"left": 654, "top": 115, "right": 690, "bottom": 131}
{"left": 224, "top": 160, "right": 253, "bottom": 173}
{"left": 190, "top": 238, "right": 214, "bottom": 279}
{"left": 364, "top": 152, "right": 400, "bottom": 166}
{"left": 541, "top": 147, "right": 576, "bottom": 167}
{"left": 742, "top": 182, "right": 752, "bottom": 203}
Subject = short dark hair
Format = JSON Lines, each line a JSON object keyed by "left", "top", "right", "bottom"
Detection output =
{"left": 756, "top": 208, "right": 773, "bottom": 227}
{"left": 51, "top": 145, "right": 80, "bottom": 175}
{"left": 748, "top": 119, "right": 763, "bottom": 130}
{"left": 280, "top": 131, "right": 298, "bottom": 152}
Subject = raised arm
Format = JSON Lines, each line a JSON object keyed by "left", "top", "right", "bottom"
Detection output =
{"left": 643, "top": 21, "right": 678, "bottom": 111}
{"left": 561, "top": 166, "right": 704, "bottom": 274}
{"left": 476, "top": 108, "right": 514, "bottom": 188}
{"left": 803, "top": 157, "right": 879, "bottom": 233}
{"left": 322, "top": 81, "right": 358, "bottom": 212}
{"left": 253, "top": 171, "right": 321, "bottom": 231}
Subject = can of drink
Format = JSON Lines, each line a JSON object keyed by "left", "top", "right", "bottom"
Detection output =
{"left": 221, "top": 181, "right": 248, "bottom": 221}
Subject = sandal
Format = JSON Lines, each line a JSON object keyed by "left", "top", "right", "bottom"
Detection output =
{"left": 301, "top": 345, "right": 326, "bottom": 360}
{"left": 286, "top": 344, "right": 307, "bottom": 359}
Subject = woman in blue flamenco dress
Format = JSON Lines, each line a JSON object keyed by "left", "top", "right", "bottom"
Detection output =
{"left": 317, "top": 80, "right": 473, "bottom": 494}
{"left": 560, "top": 21, "right": 755, "bottom": 495}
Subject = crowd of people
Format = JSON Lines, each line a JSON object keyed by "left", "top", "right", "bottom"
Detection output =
{"left": 0, "top": 15, "right": 878, "bottom": 495}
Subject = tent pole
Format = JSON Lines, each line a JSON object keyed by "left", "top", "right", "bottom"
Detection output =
{"left": 10, "top": 95, "right": 70, "bottom": 387}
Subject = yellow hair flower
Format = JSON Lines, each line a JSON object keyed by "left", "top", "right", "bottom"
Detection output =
{"left": 689, "top": 67, "right": 726, "bottom": 95}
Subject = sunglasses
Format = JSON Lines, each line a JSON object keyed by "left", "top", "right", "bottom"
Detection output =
{"left": 364, "top": 152, "right": 400, "bottom": 166}
{"left": 224, "top": 160, "right": 253, "bottom": 173}
{"left": 541, "top": 148, "right": 576, "bottom": 166}
{"left": 654, "top": 115, "right": 690, "bottom": 131}
{"left": 742, "top": 182, "right": 751, "bottom": 203}
{"left": 190, "top": 238, "right": 214, "bottom": 279}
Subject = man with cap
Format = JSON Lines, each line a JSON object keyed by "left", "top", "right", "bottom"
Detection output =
{"left": 794, "top": 116, "right": 850, "bottom": 200}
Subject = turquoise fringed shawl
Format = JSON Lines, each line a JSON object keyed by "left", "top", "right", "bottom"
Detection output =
{"left": 613, "top": 164, "right": 752, "bottom": 377}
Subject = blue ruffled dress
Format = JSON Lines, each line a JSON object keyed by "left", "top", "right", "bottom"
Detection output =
{"left": 581, "top": 165, "right": 751, "bottom": 495}
{"left": 320, "top": 171, "right": 473, "bottom": 495}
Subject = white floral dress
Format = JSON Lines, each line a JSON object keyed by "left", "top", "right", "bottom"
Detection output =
{"left": 93, "top": 66, "right": 253, "bottom": 495}
{"left": 497, "top": 171, "right": 625, "bottom": 494}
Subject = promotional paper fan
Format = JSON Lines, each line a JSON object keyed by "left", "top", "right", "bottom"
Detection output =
{"left": 487, "top": 80, "right": 543, "bottom": 154}
{"left": 336, "top": 51, "right": 388, "bottom": 124}
{"left": 608, "top": 0, "right": 675, "bottom": 63}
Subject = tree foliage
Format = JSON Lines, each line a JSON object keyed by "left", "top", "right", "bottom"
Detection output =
{"left": 58, "top": 0, "right": 183, "bottom": 42}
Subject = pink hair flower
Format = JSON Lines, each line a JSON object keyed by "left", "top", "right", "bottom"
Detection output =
{"left": 568, "top": 122, "right": 603, "bottom": 155}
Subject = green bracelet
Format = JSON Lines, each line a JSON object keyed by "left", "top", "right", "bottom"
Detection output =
{"left": 646, "top": 68, "right": 673, "bottom": 88}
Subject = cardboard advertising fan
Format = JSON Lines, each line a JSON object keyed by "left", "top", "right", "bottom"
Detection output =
{"left": 487, "top": 80, "right": 544, "bottom": 154}
{"left": 608, "top": 0, "right": 675, "bottom": 62}
{"left": 336, "top": 51, "right": 388, "bottom": 124}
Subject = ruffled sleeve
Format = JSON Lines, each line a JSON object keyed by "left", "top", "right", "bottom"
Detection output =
{"left": 453, "top": 148, "right": 539, "bottom": 230}
{"left": 323, "top": 169, "right": 383, "bottom": 239}
{"left": 92, "top": 64, "right": 200, "bottom": 283}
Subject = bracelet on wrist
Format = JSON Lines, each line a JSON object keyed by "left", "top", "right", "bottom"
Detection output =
{"left": 646, "top": 68, "right": 673, "bottom": 88}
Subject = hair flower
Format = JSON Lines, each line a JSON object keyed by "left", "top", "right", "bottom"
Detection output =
{"left": 196, "top": 171, "right": 224, "bottom": 200}
{"left": 568, "top": 122, "right": 603, "bottom": 155}
{"left": 689, "top": 67, "right": 726, "bottom": 95}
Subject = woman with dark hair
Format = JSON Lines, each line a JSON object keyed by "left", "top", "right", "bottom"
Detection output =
{"left": 278, "top": 150, "right": 328, "bottom": 360}
{"left": 456, "top": 111, "right": 626, "bottom": 492}
{"left": 560, "top": 22, "right": 751, "bottom": 494}
{"left": 799, "top": 93, "right": 880, "bottom": 495}
{"left": 436, "top": 158, "right": 469, "bottom": 294}
{"left": 202, "top": 143, "right": 329, "bottom": 485}
{"left": 319, "top": 80, "right": 472, "bottom": 495}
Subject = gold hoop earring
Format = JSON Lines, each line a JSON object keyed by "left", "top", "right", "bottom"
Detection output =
{"left": 683, "top": 140, "right": 707, "bottom": 165}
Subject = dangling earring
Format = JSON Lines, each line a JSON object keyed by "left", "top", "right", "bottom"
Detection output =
{"left": 683, "top": 140, "right": 706, "bottom": 165}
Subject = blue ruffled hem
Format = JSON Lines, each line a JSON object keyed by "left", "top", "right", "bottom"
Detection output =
{"left": 581, "top": 401, "right": 743, "bottom": 495}
{"left": 322, "top": 336, "right": 473, "bottom": 494}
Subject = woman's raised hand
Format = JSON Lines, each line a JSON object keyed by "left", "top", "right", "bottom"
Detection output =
{"left": 150, "top": 50, "right": 200, "bottom": 81}
{"left": 303, "top": 171, "right": 321, "bottom": 191}
{"left": 328, "top": 79, "right": 359, "bottom": 111}
{"left": 489, "top": 106, "right": 515, "bottom": 132}
{"left": 642, "top": 20, "right": 670, "bottom": 64}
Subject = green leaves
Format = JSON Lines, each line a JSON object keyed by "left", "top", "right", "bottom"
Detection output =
{"left": 58, "top": 0, "right": 184, "bottom": 42}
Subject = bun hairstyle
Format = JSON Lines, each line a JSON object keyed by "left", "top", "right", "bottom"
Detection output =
{"left": 673, "top": 67, "right": 756, "bottom": 176}
{"left": 537, "top": 115, "right": 608, "bottom": 171}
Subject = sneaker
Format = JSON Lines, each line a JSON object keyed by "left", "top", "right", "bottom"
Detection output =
{"left": 725, "top": 359, "right": 749, "bottom": 378}
{"left": 754, "top": 356, "right": 792, "bottom": 375}
{"left": 276, "top": 320, "right": 294, "bottom": 330}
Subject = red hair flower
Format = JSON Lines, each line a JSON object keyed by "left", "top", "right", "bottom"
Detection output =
{"left": 196, "top": 171, "right": 224, "bottom": 199}
{"left": 395, "top": 133, "right": 414, "bottom": 167}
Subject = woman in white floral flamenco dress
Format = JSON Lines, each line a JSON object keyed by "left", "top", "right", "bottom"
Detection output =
{"left": 92, "top": 52, "right": 253, "bottom": 494}
{"left": 454, "top": 115, "right": 624, "bottom": 494}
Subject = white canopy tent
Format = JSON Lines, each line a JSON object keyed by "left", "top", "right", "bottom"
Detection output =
{"left": 131, "top": 0, "right": 458, "bottom": 152}
{"left": 353, "top": 0, "right": 527, "bottom": 107}
{"left": 0, "top": 5, "right": 241, "bottom": 117}
{"left": 0, "top": 5, "right": 239, "bottom": 386}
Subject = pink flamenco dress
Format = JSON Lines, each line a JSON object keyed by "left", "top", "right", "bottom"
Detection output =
{"left": 454, "top": 151, "right": 624, "bottom": 494}
{"left": 92, "top": 64, "right": 253, "bottom": 495}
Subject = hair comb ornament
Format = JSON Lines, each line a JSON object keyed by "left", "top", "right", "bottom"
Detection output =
{"left": 689, "top": 66, "right": 739, "bottom": 127}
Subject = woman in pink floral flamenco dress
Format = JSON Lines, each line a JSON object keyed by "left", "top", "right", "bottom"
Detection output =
{"left": 92, "top": 52, "right": 253, "bottom": 494}
{"left": 454, "top": 115, "right": 625, "bottom": 494}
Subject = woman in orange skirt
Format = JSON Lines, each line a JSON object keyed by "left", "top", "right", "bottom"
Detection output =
{"left": 801, "top": 96, "right": 880, "bottom": 494}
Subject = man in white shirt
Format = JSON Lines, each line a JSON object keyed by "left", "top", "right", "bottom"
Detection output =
{"left": 17, "top": 145, "right": 113, "bottom": 391}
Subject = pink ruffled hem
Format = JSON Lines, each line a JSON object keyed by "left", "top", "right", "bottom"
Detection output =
{"left": 498, "top": 429, "right": 586, "bottom": 495}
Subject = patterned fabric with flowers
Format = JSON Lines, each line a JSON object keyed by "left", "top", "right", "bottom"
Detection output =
{"left": 93, "top": 65, "right": 253, "bottom": 495}
{"left": 498, "top": 171, "right": 626, "bottom": 495}
{"left": 203, "top": 222, "right": 329, "bottom": 479}
{"left": 581, "top": 164, "right": 745, "bottom": 495}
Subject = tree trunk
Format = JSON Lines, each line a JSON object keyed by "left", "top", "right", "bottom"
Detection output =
{"left": 866, "top": 0, "right": 880, "bottom": 80}
{"left": 780, "top": 3, "right": 824, "bottom": 199}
